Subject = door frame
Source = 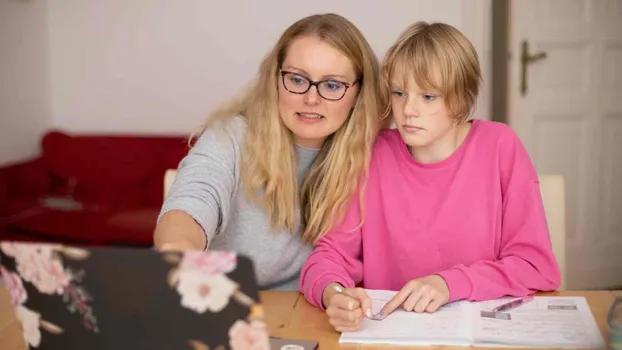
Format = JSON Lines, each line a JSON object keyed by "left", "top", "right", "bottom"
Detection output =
{"left": 490, "top": 0, "right": 510, "bottom": 124}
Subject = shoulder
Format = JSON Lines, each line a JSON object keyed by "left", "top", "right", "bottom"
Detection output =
{"left": 366, "top": 128, "right": 405, "bottom": 173}
{"left": 470, "top": 120, "right": 538, "bottom": 185}
{"left": 471, "top": 119, "right": 518, "bottom": 142}
{"left": 373, "top": 128, "right": 403, "bottom": 152}
{"left": 192, "top": 115, "right": 248, "bottom": 151}
{"left": 468, "top": 119, "right": 524, "bottom": 155}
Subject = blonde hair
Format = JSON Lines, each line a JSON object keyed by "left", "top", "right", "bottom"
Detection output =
{"left": 194, "top": 13, "right": 385, "bottom": 244}
{"left": 381, "top": 21, "right": 481, "bottom": 122}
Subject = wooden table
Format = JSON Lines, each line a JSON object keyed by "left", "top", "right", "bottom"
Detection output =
{"left": 0, "top": 289, "right": 616, "bottom": 349}
{"left": 267, "top": 290, "right": 617, "bottom": 350}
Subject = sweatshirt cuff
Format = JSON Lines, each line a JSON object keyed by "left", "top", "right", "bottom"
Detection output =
{"left": 310, "top": 273, "right": 355, "bottom": 311}
{"left": 437, "top": 268, "right": 472, "bottom": 302}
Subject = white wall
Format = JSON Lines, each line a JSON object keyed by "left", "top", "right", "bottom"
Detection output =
{"left": 0, "top": 0, "right": 51, "bottom": 165}
{"left": 46, "top": 0, "right": 492, "bottom": 134}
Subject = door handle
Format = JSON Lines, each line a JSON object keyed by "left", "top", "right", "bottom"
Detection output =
{"left": 521, "top": 40, "right": 547, "bottom": 96}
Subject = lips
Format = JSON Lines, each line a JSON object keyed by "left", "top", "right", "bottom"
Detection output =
{"left": 403, "top": 124, "right": 424, "bottom": 131}
{"left": 296, "top": 112, "right": 324, "bottom": 119}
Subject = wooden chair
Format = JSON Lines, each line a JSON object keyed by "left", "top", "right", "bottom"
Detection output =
{"left": 538, "top": 174, "right": 567, "bottom": 290}
{"left": 164, "top": 169, "right": 177, "bottom": 200}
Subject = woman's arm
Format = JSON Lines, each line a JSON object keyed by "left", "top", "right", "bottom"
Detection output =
{"left": 153, "top": 119, "right": 243, "bottom": 251}
{"left": 154, "top": 210, "right": 206, "bottom": 250}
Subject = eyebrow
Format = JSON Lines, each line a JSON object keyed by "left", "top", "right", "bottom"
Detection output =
{"left": 282, "top": 66, "right": 351, "bottom": 81}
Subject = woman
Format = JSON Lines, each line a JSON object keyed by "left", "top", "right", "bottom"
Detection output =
{"left": 153, "top": 13, "right": 386, "bottom": 291}
{"left": 299, "top": 21, "right": 561, "bottom": 331}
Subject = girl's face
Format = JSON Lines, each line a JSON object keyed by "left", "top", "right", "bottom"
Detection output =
{"left": 390, "top": 65, "right": 460, "bottom": 162}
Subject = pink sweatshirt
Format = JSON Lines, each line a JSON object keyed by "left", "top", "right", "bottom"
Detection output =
{"left": 300, "top": 120, "right": 561, "bottom": 308}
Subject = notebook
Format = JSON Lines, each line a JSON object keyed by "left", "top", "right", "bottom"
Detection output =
{"left": 0, "top": 240, "right": 269, "bottom": 350}
{"left": 339, "top": 289, "right": 607, "bottom": 349}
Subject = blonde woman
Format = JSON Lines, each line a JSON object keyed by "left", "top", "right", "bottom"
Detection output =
{"left": 300, "top": 21, "right": 561, "bottom": 331}
{"left": 153, "top": 13, "right": 385, "bottom": 290}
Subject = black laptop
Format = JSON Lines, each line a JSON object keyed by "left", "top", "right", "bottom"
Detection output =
{"left": 0, "top": 241, "right": 268, "bottom": 350}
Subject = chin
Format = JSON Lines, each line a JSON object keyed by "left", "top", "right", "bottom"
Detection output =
{"left": 400, "top": 133, "right": 429, "bottom": 148}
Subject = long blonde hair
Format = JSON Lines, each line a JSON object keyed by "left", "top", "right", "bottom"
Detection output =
{"left": 381, "top": 21, "right": 481, "bottom": 122}
{"left": 194, "top": 13, "right": 385, "bottom": 244}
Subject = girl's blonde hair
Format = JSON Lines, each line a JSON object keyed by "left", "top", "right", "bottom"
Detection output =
{"left": 381, "top": 21, "right": 481, "bottom": 121}
{"left": 194, "top": 13, "right": 386, "bottom": 244}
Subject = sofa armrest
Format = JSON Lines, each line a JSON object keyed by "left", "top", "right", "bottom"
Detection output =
{"left": 0, "top": 157, "right": 50, "bottom": 214}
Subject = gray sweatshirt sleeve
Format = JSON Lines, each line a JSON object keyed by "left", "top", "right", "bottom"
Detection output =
{"left": 158, "top": 117, "right": 245, "bottom": 245}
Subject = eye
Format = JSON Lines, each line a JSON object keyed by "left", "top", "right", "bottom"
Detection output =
{"left": 422, "top": 94, "right": 437, "bottom": 101}
{"left": 391, "top": 89, "right": 405, "bottom": 97}
{"left": 288, "top": 74, "right": 307, "bottom": 85}
{"left": 322, "top": 80, "right": 345, "bottom": 91}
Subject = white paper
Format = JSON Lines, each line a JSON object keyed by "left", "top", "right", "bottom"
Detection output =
{"left": 339, "top": 290, "right": 607, "bottom": 349}
{"left": 339, "top": 289, "right": 473, "bottom": 346}
{"left": 472, "top": 297, "right": 607, "bottom": 349}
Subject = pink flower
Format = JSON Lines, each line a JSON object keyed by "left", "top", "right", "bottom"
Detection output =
{"left": 172, "top": 251, "right": 239, "bottom": 313}
{"left": 0, "top": 242, "right": 59, "bottom": 261}
{"left": 229, "top": 319, "right": 270, "bottom": 350}
{"left": 179, "top": 251, "right": 237, "bottom": 276}
{"left": 176, "top": 273, "right": 237, "bottom": 313}
{"left": 0, "top": 242, "right": 70, "bottom": 295}
{"left": 15, "top": 305, "right": 42, "bottom": 348}
{"left": 0, "top": 265, "right": 27, "bottom": 305}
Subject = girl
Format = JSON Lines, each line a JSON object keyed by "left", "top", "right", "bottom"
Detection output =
{"left": 300, "top": 21, "right": 561, "bottom": 332}
{"left": 154, "top": 13, "right": 386, "bottom": 290}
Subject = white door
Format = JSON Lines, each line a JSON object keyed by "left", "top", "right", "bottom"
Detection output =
{"left": 508, "top": 0, "right": 622, "bottom": 290}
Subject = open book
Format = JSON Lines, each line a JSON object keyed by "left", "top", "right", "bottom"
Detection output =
{"left": 339, "top": 290, "right": 606, "bottom": 349}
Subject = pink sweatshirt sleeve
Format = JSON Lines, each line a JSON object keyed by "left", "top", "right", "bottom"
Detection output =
{"left": 299, "top": 194, "right": 364, "bottom": 309}
{"left": 437, "top": 129, "right": 562, "bottom": 302}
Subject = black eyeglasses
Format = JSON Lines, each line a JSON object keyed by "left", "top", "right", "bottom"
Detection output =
{"left": 280, "top": 70, "right": 358, "bottom": 101}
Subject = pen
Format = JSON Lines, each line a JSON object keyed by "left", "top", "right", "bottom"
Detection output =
{"left": 329, "top": 284, "right": 373, "bottom": 318}
{"left": 492, "top": 296, "right": 534, "bottom": 313}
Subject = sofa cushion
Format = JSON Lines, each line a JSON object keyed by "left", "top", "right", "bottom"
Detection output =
{"left": 6, "top": 205, "right": 108, "bottom": 244}
{"left": 104, "top": 208, "right": 160, "bottom": 246}
{"left": 1, "top": 130, "right": 188, "bottom": 247}
{"left": 41, "top": 131, "right": 162, "bottom": 210}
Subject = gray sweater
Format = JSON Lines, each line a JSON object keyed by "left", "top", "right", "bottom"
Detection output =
{"left": 158, "top": 116, "right": 319, "bottom": 290}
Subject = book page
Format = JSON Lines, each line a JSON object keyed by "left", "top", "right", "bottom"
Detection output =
{"left": 339, "top": 289, "right": 473, "bottom": 346}
{"left": 472, "top": 296, "right": 606, "bottom": 349}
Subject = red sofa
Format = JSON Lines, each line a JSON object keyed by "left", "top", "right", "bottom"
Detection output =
{"left": 0, "top": 130, "right": 189, "bottom": 247}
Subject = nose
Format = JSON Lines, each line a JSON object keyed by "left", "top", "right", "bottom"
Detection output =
{"left": 303, "top": 85, "right": 321, "bottom": 105}
{"left": 403, "top": 96, "right": 420, "bottom": 118}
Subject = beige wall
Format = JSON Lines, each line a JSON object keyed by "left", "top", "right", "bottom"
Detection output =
{"left": 0, "top": 0, "right": 51, "bottom": 165}
{"left": 0, "top": 0, "right": 492, "bottom": 164}
{"left": 46, "top": 0, "right": 492, "bottom": 134}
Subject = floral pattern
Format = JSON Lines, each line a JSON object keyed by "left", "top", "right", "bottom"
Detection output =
{"left": 165, "top": 250, "right": 270, "bottom": 349}
{"left": 15, "top": 305, "right": 43, "bottom": 347}
{"left": 1, "top": 245, "right": 268, "bottom": 349}
{"left": 1, "top": 266, "right": 27, "bottom": 305}
{"left": 228, "top": 319, "right": 270, "bottom": 350}
{"left": 1, "top": 242, "right": 71, "bottom": 295}
{"left": 0, "top": 242, "right": 98, "bottom": 348}
{"left": 167, "top": 251, "right": 242, "bottom": 313}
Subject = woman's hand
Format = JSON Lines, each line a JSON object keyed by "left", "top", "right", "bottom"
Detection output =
{"left": 380, "top": 275, "right": 450, "bottom": 315}
{"left": 322, "top": 284, "right": 372, "bottom": 332}
{"left": 157, "top": 240, "right": 198, "bottom": 252}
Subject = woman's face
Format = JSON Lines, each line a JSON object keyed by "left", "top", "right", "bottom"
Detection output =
{"left": 278, "top": 35, "right": 359, "bottom": 149}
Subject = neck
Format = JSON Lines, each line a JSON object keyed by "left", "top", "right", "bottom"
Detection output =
{"left": 294, "top": 136, "right": 324, "bottom": 150}
{"left": 409, "top": 122, "right": 471, "bottom": 164}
